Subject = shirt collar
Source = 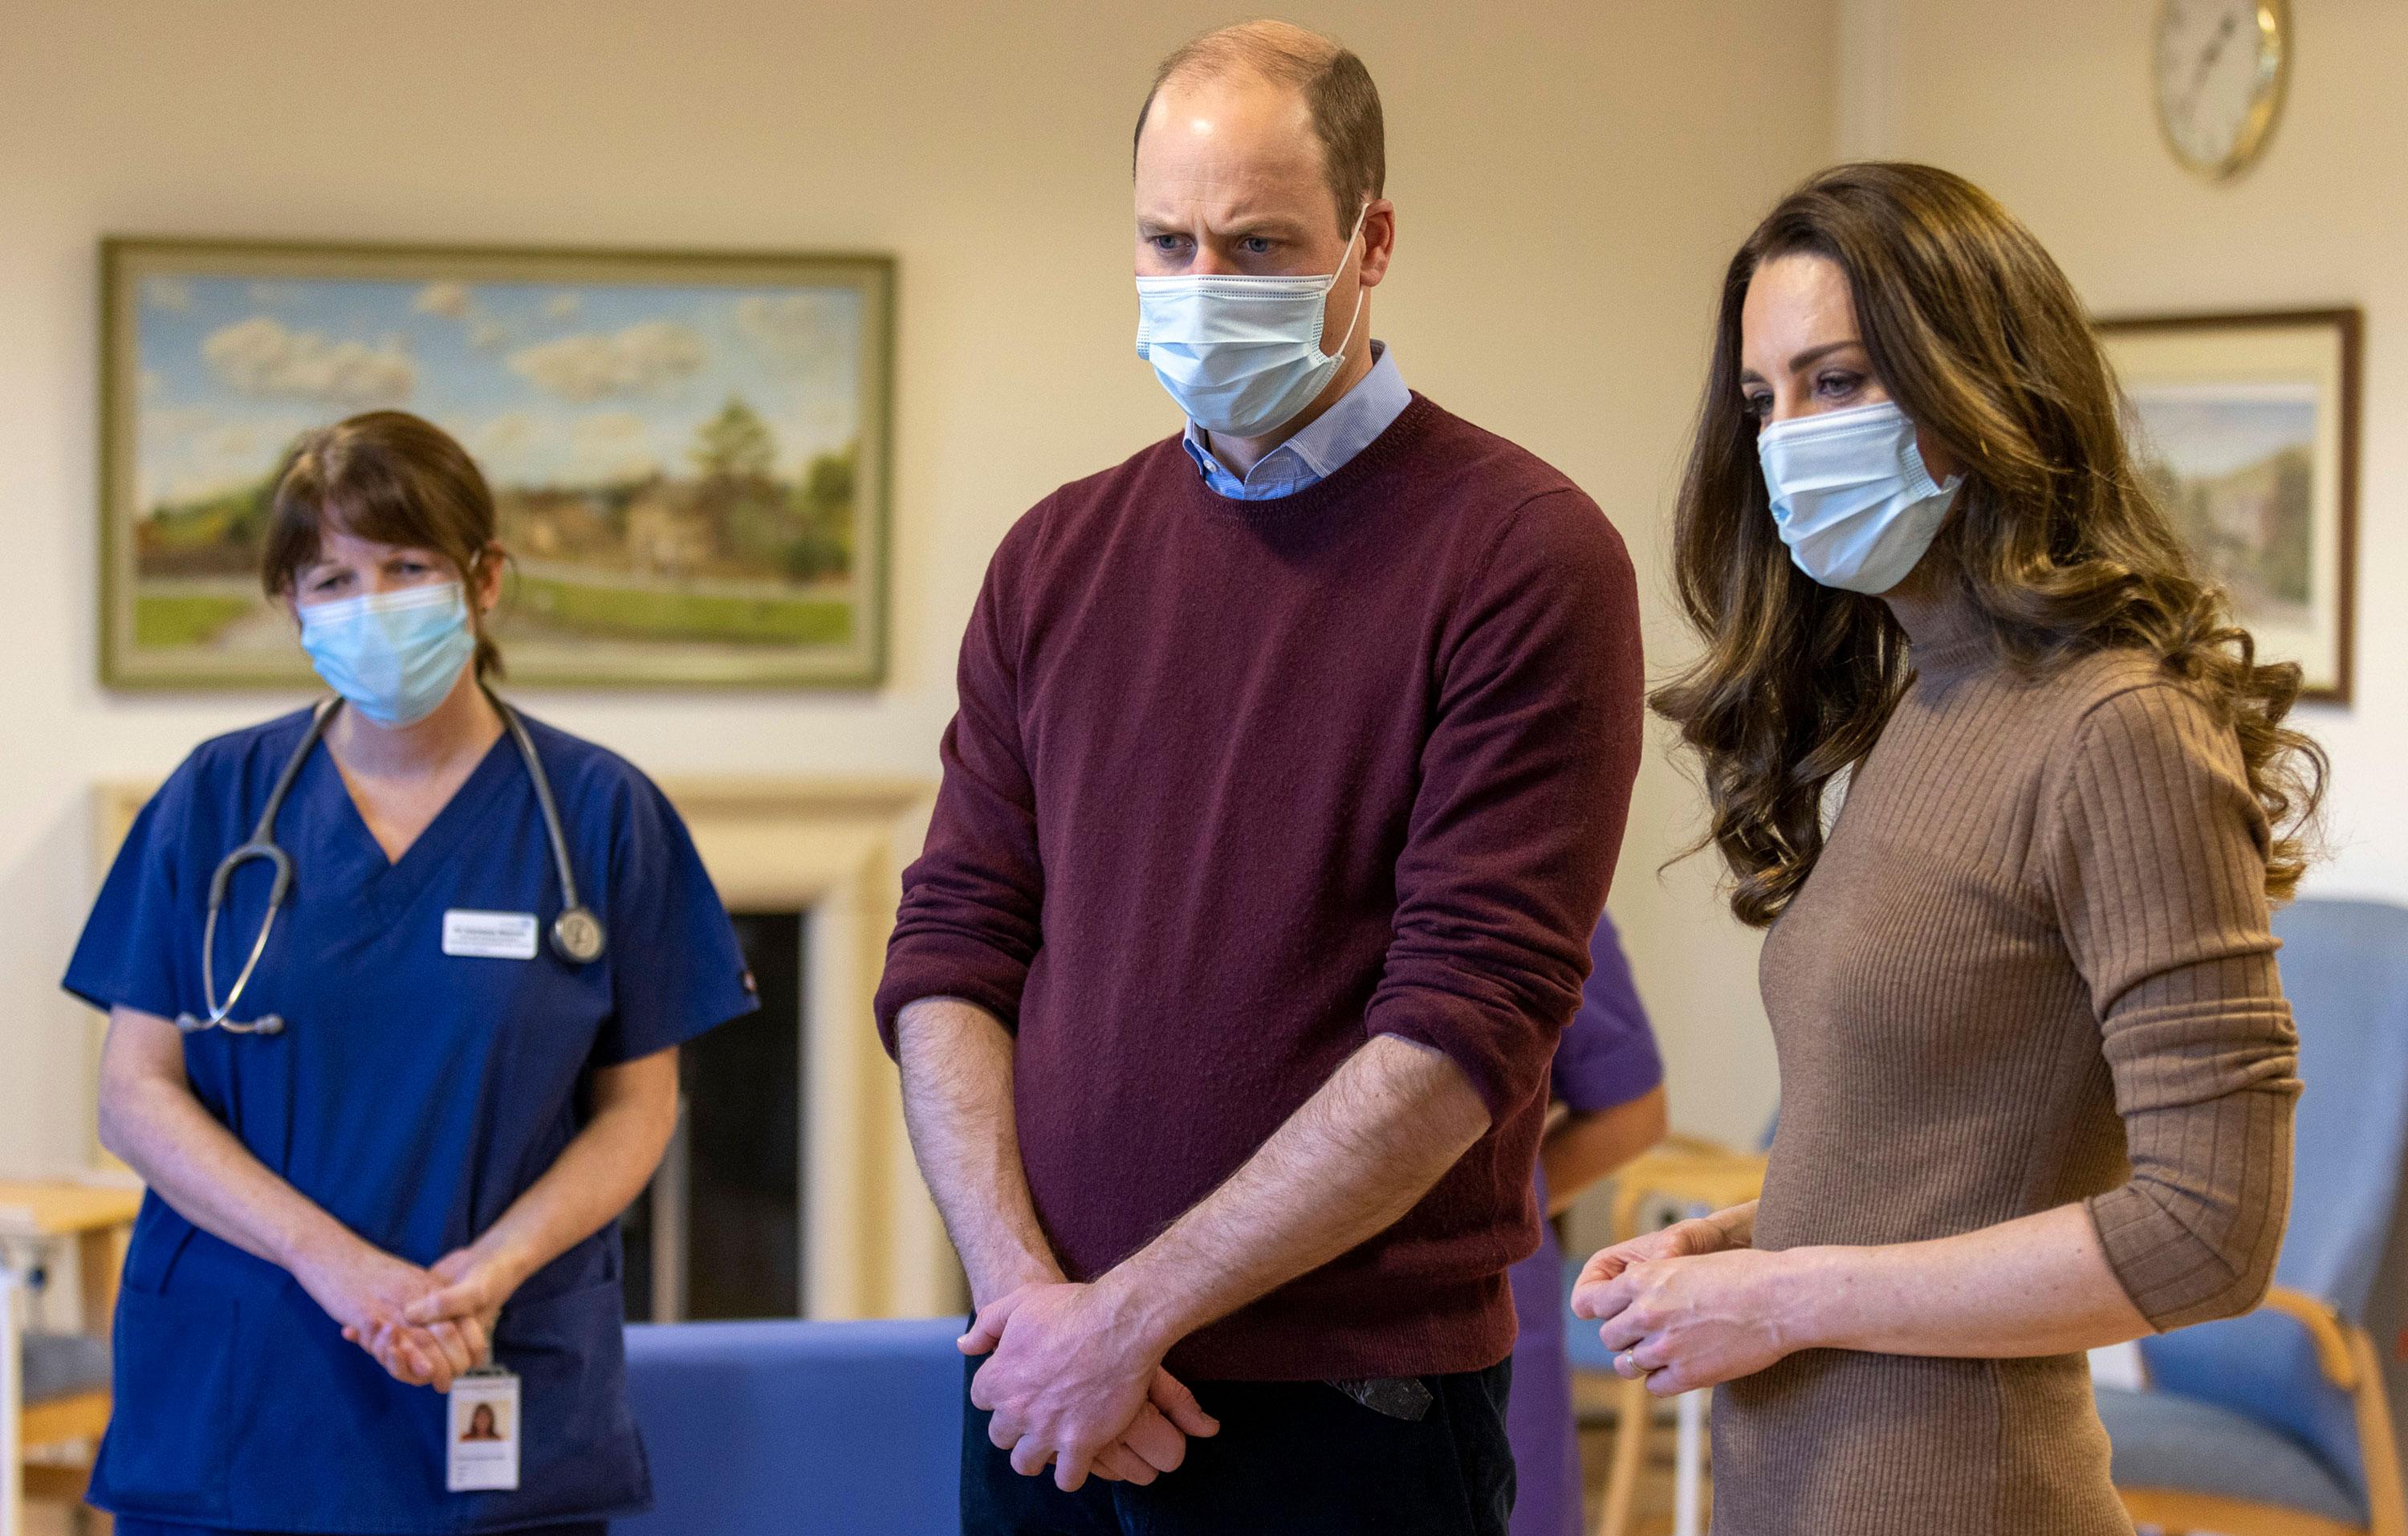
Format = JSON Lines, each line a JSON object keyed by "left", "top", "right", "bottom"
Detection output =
{"left": 1181, "top": 342, "right": 1408, "bottom": 498}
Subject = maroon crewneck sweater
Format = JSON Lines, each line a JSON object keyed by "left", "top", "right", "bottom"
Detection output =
{"left": 876, "top": 394, "right": 1643, "bottom": 1379}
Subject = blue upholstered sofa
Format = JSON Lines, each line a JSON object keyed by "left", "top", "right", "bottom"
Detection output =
{"left": 618, "top": 1316, "right": 964, "bottom": 1536}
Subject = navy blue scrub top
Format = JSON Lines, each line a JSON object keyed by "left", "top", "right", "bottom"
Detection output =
{"left": 63, "top": 706, "right": 758, "bottom": 1534}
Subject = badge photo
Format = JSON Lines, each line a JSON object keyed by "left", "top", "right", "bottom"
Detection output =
{"left": 448, "top": 1367, "right": 523, "bottom": 1493}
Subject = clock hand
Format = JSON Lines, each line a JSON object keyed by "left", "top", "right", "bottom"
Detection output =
{"left": 2178, "top": 12, "right": 2239, "bottom": 125}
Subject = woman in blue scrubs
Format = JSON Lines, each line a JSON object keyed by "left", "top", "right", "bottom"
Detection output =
{"left": 1507, "top": 912, "right": 1667, "bottom": 1536}
{"left": 63, "top": 410, "right": 758, "bottom": 1535}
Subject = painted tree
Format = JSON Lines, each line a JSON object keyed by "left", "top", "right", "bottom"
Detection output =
{"left": 784, "top": 443, "right": 857, "bottom": 582}
{"left": 690, "top": 397, "right": 791, "bottom": 568}
{"left": 690, "top": 397, "right": 778, "bottom": 483}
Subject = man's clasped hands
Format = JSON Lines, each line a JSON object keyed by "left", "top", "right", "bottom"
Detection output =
{"left": 961, "top": 1262, "right": 1222, "bottom": 1493}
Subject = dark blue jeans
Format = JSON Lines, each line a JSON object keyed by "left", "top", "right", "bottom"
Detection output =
{"left": 962, "top": 1352, "right": 1515, "bottom": 1534}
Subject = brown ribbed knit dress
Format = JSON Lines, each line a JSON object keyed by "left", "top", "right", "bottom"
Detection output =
{"left": 1709, "top": 590, "right": 2301, "bottom": 1536}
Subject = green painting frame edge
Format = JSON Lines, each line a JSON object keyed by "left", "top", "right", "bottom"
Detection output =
{"left": 2094, "top": 304, "right": 2361, "bottom": 708}
{"left": 96, "top": 234, "right": 899, "bottom": 692}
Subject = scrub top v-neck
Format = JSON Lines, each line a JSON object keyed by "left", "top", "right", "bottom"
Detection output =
{"left": 64, "top": 705, "right": 758, "bottom": 1534}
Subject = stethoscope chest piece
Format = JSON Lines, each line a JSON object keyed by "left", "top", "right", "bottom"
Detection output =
{"left": 551, "top": 907, "right": 606, "bottom": 964}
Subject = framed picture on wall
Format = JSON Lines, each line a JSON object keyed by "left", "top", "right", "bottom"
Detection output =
{"left": 2097, "top": 307, "right": 2359, "bottom": 705}
{"left": 100, "top": 238, "right": 894, "bottom": 690}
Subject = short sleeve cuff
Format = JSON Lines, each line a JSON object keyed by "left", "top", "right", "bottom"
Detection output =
{"left": 59, "top": 972, "right": 182, "bottom": 1025}
{"left": 1554, "top": 1029, "right": 1664, "bottom": 1114}
{"left": 591, "top": 978, "right": 759, "bottom": 1068}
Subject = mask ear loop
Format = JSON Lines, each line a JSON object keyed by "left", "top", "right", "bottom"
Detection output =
{"left": 1320, "top": 203, "right": 1373, "bottom": 367}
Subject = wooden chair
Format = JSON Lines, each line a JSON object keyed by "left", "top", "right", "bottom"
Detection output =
{"left": 2108, "top": 1287, "right": 2405, "bottom": 1536}
{"left": 2097, "top": 898, "right": 2408, "bottom": 1536}
{"left": 1578, "top": 1138, "right": 1767, "bottom": 1536}
{"left": 0, "top": 1179, "right": 141, "bottom": 1532}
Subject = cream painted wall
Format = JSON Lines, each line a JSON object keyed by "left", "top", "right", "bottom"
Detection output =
{"left": 1847, "top": 0, "right": 2406, "bottom": 907}
{"left": 0, "top": 0, "right": 1832, "bottom": 1175}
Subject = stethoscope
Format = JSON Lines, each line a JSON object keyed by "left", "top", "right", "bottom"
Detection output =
{"left": 174, "top": 691, "right": 605, "bottom": 1037}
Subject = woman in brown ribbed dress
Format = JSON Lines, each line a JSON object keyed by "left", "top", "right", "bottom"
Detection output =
{"left": 1571, "top": 163, "right": 2325, "bottom": 1534}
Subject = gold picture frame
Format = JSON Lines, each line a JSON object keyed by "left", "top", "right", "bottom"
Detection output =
{"left": 2098, "top": 307, "right": 2359, "bottom": 705}
{"left": 100, "top": 238, "right": 895, "bottom": 691}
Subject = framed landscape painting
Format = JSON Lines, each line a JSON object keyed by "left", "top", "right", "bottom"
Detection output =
{"left": 100, "top": 238, "right": 893, "bottom": 689}
{"left": 2098, "top": 308, "right": 2359, "bottom": 704}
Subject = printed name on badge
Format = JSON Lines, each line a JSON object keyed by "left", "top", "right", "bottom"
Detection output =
{"left": 442, "top": 910, "right": 540, "bottom": 960}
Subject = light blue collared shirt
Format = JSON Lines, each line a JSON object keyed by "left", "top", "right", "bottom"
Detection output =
{"left": 1180, "top": 342, "right": 1409, "bottom": 500}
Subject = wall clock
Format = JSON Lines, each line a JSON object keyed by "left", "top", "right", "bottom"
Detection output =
{"left": 2154, "top": 0, "right": 2290, "bottom": 180}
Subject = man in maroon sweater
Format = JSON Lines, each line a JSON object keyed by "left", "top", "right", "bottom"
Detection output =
{"left": 875, "top": 22, "right": 1642, "bottom": 1534}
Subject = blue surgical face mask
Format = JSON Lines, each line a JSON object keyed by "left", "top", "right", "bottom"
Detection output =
{"left": 1134, "top": 205, "right": 1369, "bottom": 438}
{"left": 297, "top": 580, "right": 478, "bottom": 727}
{"left": 1756, "top": 400, "right": 1963, "bottom": 594}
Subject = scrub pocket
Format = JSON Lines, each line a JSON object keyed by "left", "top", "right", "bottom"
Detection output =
{"left": 482, "top": 1276, "right": 649, "bottom": 1526}
{"left": 92, "top": 1287, "right": 238, "bottom": 1520}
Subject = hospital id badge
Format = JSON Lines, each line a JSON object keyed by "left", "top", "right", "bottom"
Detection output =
{"left": 447, "top": 1366, "right": 521, "bottom": 1492}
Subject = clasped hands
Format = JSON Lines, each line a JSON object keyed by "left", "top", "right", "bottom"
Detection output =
{"left": 962, "top": 1273, "right": 1219, "bottom": 1493}
{"left": 292, "top": 1234, "right": 523, "bottom": 1394}
{"left": 1568, "top": 1216, "right": 1799, "bottom": 1397}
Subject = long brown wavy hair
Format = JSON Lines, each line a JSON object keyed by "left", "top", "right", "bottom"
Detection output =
{"left": 1654, "top": 162, "right": 2325, "bottom": 927}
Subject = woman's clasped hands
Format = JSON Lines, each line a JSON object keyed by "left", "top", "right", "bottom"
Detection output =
{"left": 1569, "top": 1208, "right": 1802, "bottom": 1398}
{"left": 291, "top": 1233, "right": 520, "bottom": 1393}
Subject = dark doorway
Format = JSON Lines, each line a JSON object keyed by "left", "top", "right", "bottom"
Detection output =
{"left": 623, "top": 909, "right": 805, "bottom": 1320}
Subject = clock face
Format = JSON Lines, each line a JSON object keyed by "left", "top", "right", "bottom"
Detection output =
{"left": 2154, "top": 0, "right": 2288, "bottom": 178}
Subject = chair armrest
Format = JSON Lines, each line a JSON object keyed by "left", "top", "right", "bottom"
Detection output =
{"left": 0, "top": 1180, "right": 144, "bottom": 1240}
{"left": 79, "top": 1221, "right": 132, "bottom": 1340}
{"left": 2256, "top": 1285, "right": 2361, "bottom": 1391}
{"left": 1606, "top": 1146, "right": 1769, "bottom": 1245}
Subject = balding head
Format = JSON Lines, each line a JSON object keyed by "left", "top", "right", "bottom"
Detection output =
{"left": 1134, "top": 21, "right": 1385, "bottom": 238}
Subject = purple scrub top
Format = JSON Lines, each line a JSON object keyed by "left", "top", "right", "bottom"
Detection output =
{"left": 1508, "top": 910, "right": 1662, "bottom": 1536}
